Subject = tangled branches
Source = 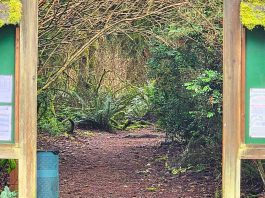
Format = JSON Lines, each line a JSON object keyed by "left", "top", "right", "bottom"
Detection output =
{"left": 38, "top": 0, "right": 187, "bottom": 93}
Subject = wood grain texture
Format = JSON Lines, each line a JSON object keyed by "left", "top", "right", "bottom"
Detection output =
{"left": 18, "top": 1, "right": 38, "bottom": 197}
{"left": 223, "top": 0, "right": 242, "bottom": 197}
{"left": 240, "top": 144, "right": 265, "bottom": 159}
{"left": 241, "top": 29, "right": 246, "bottom": 144}
{"left": 0, "top": 145, "right": 20, "bottom": 159}
{"left": 15, "top": 26, "right": 20, "bottom": 144}
{"left": 9, "top": 26, "right": 20, "bottom": 196}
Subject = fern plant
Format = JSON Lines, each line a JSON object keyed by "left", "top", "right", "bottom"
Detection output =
{"left": 126, "top": 81, "right": 155, "bottom": 118}
{"left": 78, "top": 88, "right": 138, "bottom": 131}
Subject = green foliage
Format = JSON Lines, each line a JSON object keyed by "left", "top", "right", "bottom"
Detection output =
{"left": 170, "top": 166, "right": 190, "bottom": 175}
{"left": 241, "top": 0, "right": 265, "bottom": 30}
{"left": 37, "top": 67, "right": 156, "bottom": 133}
{"left": 147, "top": 1, "right": 265, "bottom": 196}
{"left": 38, "top": 114, "right": 66, "bottom": 135}
{"left": 184, "top": 70, "right": 222, "bottom": 131}
{"left": 148, "top": 48, "right": 222, "bottom": 142}
{"left": 77, "top": 89, "right": 138, "bottom": 131}
{"left": 148, "top": 0, "right": 223, "bottom": 140}
{"left": 0, "top": 187, "right": 17, "bottom": 198}
{"left": 0, "top": 0, "right": 22, "bottom": 28}
{"left": 148, "top": 44, "right": 193, "bottom": 141}
{"left": 147, "top": 0, "right": 223, "bottom": 143}
{"left": 71, "top": 81, "right": 156, "bottom": 131}
{"left": 37, "top": 90, "right": 69, "bottom": 135}
{"left": 147, "top": 1, "right": 223, "bottom": 192}
{"left": 0, "top": 160, "right": 16, "bottom": 191}
{"left": 0, "top": 160, "right": 16, "bottom": 196}
{"left": 125, "top": 81, "right": 155, "bottom": 118}
{"left": 146, "top": 186, "right": 158, "bottom": 192}
{"left": 0, "top": 160, "right": 16, "bottom": 174}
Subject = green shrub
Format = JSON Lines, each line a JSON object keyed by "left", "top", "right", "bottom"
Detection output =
{"left": 148, "top": 43, "right": 200, "bottom": 142}
{"left": 0, "top": 160, "right": 16, "bottom": 174}
{"left": 37, "top": 91, "right": 69, "bottom": 135}
{"left": 78, "top": 91, "right": 137, "bottom": 131}
{"left": 147, "top": 0, "right": 223, "bottom": 183}
{"left": 125, "top": 81, "right": 155, "bottom": 119}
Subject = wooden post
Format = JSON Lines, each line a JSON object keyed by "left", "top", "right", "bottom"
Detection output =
{"left": 17, "top": 1, "right": 38, "bottom": 197}
{"left": 223, "top": 0, "right": 242, "bottom": 197}
{"left": 0, "top": 1, "right": 37, "bottom": 197}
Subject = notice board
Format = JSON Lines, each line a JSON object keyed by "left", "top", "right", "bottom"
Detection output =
{"left": 0, "top": 25, "right": 16, "bottom": 143}
{"left": 246, "top": 27, "right": 265, "bottom": 144}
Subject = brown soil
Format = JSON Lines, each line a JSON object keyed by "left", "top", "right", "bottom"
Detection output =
{"left": 37, "top": 128, "right": 216, "bottom": 198}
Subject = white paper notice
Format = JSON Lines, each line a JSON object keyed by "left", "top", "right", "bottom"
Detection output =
{"left": 0, "top": 75, "right": 13, "bottom": 103}
{"left": 249, "top": 88, "right": 265, "bottom": 138}
{"left": 0, "top": 106, "right": 12, "bottom": 141}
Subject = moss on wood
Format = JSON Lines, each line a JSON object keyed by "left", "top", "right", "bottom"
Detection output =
{"left": 0, "top": 0, "right": 21, "bottom": 28}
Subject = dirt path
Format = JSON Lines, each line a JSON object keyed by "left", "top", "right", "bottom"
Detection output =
{"left": 38, "top": 128, "right": 216, "bottom": 198}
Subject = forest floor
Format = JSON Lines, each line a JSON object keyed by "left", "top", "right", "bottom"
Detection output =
{"left": 37, "top": 127, "right": 217, "bottom": 198}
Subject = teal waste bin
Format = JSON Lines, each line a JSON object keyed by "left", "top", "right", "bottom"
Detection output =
{"left": 37, "top": 151, "right": 59, "bottom": 198}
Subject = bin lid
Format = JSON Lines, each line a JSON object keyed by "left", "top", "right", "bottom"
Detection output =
{"left": 37, "top": 150, "right": 59, "bottom": 155}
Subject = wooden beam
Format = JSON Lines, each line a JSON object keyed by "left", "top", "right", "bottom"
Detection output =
{"left": 18, "top": 1, "right": 38, "bottom": 198}
{"left": 241, "top": 29, "right": 246, "bottom": 144}
{"left": 240, "top": 145, "right": 265, "bottom": 159}
{"left": 223, "top": 0, "right": 242, "bottom": 197}
{"left": 15, "top": 26, "right": 20, "bottom": 144}
{"left": 0, "top": 145, "right": 20, "bottom": 159}
{"left": 9, "top": 26, "right": 21, "bottom": 196}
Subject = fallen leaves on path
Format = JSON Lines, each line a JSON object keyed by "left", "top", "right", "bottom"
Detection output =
{"left": 38, "top": 128, "right": 216, "bottom": 198}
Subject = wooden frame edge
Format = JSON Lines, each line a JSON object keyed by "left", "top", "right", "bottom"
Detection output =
{"left": 240, "top": 144, "right": 265, "bottom": 159}
{"left": 241, "top": 28, "right": 246, "bottom": 144}
{"left": 0, "top": 145, "right": 20, "bottom": 159}
{"left": 18, "top": 1, "right": 38, "bottom": 197}
{"left": 15, "top": 26, "right": 20, "bottom": 143}
{"left": 223, "top": 0, "right": 242, "bottom": 197}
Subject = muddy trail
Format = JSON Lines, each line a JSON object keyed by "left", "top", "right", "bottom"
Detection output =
{"left": 38, "top": 128, "right": 216, "bottom": 198}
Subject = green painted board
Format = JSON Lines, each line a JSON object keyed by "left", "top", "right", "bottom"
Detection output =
{"left": 246, "top": 27, "right": 265, "bottom": 144}
{"left": 0, "top": 25, "right": 16, "bottom": 144}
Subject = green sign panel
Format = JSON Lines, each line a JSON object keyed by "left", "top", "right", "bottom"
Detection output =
{"left": 0, "top": 25, "right": 16, "bottom": 144}
{"left": 246, "top": 27, "right": 265, "bottom": 144}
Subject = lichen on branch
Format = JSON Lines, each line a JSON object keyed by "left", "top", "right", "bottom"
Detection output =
{"left": 0, "top": 0, "right": 22, "bottom": 28}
